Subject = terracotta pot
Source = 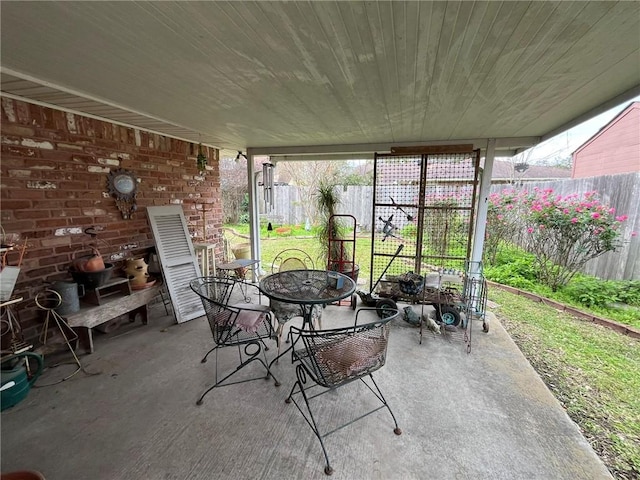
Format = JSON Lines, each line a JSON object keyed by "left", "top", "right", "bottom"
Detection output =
{"left": 73, "top": 247, "right": 105, "bottom": 272}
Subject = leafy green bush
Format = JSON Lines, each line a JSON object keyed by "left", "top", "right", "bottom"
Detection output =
{"left": 485, "top": 244, "right": 549, "bottom": 292}
{"left": 617, "top": 280, "right": 640, "bottom": 306}
{"left": 486, "top": 245, "right": 538, "bottom": 277}
{"left": 561, "top": 277, "right": 640, "bottom": 308}
{"left": 485, "top": 263, "right": 536, "bottom": 288}
{"left": 561, "top": 276, "right": 619, "bottom": 307}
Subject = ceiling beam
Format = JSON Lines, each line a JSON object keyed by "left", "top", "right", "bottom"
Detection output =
{"left": 249, "top": 137, "right": 540, "bottom": 157}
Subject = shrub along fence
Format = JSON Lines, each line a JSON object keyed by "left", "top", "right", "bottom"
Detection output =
{"left": 489, "top": 172, "right": 639, "bottom": 281}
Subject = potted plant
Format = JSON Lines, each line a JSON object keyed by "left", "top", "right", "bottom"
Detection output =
{"left": 314, "top": 181, "right": 359, "bottom": 282}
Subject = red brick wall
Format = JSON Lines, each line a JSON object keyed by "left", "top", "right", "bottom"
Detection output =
{"left": 1, "top": 97, "right": 224, "bottom": 342}
{"left": 572, "top": 103, "right": 640, "bottom": 178}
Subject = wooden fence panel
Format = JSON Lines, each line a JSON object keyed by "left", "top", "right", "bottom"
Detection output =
{"left": 260, "top": 185, "right": 375, "bottom": 230}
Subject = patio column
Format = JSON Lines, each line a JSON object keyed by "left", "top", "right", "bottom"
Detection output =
{"left": 246, "top": 148, "right": 261, "bottom": 281}
{"left": 470, "top": 138, "right": 496, "bottom": 271}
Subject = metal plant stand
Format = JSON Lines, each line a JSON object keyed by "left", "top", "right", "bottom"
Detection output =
{"left": 35, "top": 289, "right": 84, "bottom": 382}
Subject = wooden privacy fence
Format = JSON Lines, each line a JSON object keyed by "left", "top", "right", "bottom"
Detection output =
{"left": 260, "top": 185, "right": 374, "bottom": 231}
{"left": 258, "top": 172, "right": 639, "bottom": 281}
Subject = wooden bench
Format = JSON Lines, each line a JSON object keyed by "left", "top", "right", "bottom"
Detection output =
{"left": 65, "top": 282, "right": 161, "bottom": 354}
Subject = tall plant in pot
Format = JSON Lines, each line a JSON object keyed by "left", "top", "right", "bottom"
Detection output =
{"left": 314, "top": 181, "right": 359, "bottom": 281}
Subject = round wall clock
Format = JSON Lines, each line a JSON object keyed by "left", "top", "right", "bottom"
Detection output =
{"left": 107, "top": 168, "right": 138, "bottom": 219}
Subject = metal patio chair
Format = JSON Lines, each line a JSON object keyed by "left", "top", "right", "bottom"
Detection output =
{"left": 272, "top": 248, "right": 315, "bottom": 273}
{"left": 190, "top": 276, "right": 280, "bottom": 405}
{"left": 285, "top": 307, "right": 402, "bottom": 475}
{"left": 270, "top": 248, "right": 322, "bottom": 355}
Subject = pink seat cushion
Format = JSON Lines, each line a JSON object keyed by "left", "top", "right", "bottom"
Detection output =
{"left": 316, "top": 336, "right": 386, "bottom": 379}
{"left": 229, "top": 303, "right": 269, "bottom": 333}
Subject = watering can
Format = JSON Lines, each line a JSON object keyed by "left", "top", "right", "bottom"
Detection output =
{"left": 1, "top": 352, "right": 43, "bottom": 411}
{"left": 51, "top": 280, "right": 84, "bottom": 316}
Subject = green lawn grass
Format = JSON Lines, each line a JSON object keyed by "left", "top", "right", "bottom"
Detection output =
{"left": 224, "top": 225, "right": 373, "bottom": 282}
{"left": 490, "top": 288, "right": 640, "bottom": 480}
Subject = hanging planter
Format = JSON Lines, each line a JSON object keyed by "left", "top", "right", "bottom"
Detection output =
{"left": 196, "top": 144, "right": 208, "bottom": 172}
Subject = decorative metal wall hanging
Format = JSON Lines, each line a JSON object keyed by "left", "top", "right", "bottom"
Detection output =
{"left": 107, "top": 168, "right": 138, "bottom": 219}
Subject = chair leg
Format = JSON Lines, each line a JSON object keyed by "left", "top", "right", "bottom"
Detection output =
{"left": 285, "top": 370, "right": 402, "bottom": 475}
{"left": 276, "top": 323, "right": 284, "bottom": 358}
{"left": 363, "top": 374, "right": 403, "bottom": 436}
{"left": 197, "top": 341, "right": 280, "bottom": 405}
{"left": 200, "top": 345, "right": 219, "bottom": 363}
{"left": 285, "top": 364, "right": 334, "bottom": 475}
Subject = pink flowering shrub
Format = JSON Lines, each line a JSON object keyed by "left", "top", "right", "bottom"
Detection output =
{"left": 486, "top": 188, "right": 629, "bottom": 291}
{"left": 485, "top": 189, "right": 522, "bottom": 264}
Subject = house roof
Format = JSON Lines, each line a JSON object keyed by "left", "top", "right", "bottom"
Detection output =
{"left": 1, "top": 1, "right": 639, "bottom": 158}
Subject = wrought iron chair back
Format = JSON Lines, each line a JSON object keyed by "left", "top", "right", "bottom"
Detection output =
{"left": 270, "top": 249, "right": 321, "bottom": 356}
{"left": 272, "top": 248, "right": 314, "bottom": 273}
{"left": 285, "top": 307, "right": 402, "bottom": 475}
{"left": 189, "top": 276, "right": 280, "bottom": 404}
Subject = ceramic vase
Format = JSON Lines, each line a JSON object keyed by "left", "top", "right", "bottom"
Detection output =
{"left": 124, "top": 257, "right": 149, "bottom": 287}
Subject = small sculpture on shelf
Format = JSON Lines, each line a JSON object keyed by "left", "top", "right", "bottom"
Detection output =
{"left": 123, "top": 257, "right": 150, "bottom": 288}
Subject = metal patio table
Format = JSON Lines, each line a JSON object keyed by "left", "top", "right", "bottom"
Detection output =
{"left": 259, "top": 269, "right": 356, "bottom": 365}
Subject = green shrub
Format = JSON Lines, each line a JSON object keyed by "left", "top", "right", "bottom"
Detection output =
{"left": 485, "top": 263, "right": 537, "bottom": 290}
{"left": 562, "top": 277, "right": 640, "bottom": 308}
{"left": 617, "top": 280, "right": 640, "bottom": 306}
{"left": 561, "top": 276, "right": 618, "bottom": 308}
{"left": 491, "top": 244, "right": 536, "bottom": 267}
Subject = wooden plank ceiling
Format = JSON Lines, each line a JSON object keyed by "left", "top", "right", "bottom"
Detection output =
{"left": 1, "top": 1, "right": 639, "bottom": 156}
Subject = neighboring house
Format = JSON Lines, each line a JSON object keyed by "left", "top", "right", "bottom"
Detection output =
{"left": 491, "top": 160, "right": 571, "bottom": 185}
{"left": 572, "top": 101, "right": 640, "bottom": 178}
{"left": 375, "top": 156, "right": 571, "bottom": 187}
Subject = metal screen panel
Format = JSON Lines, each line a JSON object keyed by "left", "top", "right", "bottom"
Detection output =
{"left": 369, "top": 150, "right": 481, "bottom": 290}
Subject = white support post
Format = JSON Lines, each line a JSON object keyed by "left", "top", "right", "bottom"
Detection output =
{"left": 470, "top": 138, "right": 496, "bottom": 273}
{"left": 246, "top": 149, "right": 262, "bottom": 282}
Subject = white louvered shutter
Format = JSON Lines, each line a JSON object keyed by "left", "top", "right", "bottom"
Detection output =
{"left": 146, "top": 206, "right": 205, "bottom": 323}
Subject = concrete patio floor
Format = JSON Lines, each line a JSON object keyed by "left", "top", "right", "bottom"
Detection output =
{"left": 1, "top": 300, "right": 612, "bottom": 479}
